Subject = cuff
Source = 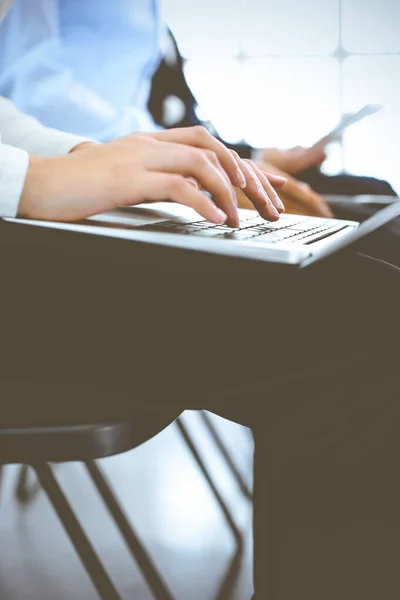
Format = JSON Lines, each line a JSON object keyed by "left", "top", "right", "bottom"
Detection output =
{"left": 31, "top": 128, "right": 94, "bottom": 156}
{"left": 0, "top": 144, "right": 29, "bottom": 217}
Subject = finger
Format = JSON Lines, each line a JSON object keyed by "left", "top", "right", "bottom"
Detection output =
{"left": 232, "top": 153, "right": 280, "bottom": 221}
{"left": 282, "top": 179, "right": 333, "bottom": 217}
{"left": 299, "top": 182, "right": 333, "bottom": 216}
{"left": 305, "top": 144, "right": 327, "bottom": 166}
{"left": 277, "top": 193, "right": 311, "bottom": 216}
{"left": 137, "top": 138, "right": 201, "bottom": 190}
{"left": 312, "top": 135, "right": 331, "bottom": 151}
{"left": 296, "top": 140, "right": 327, "bottom": 172}
{"left": 151, "top": 126, "right": 247, "bottom": 190}
{"left": 187, "top": 177, "right": 200, "bottom": 188}
{"left": 146, "top": 144, "right": 239, "bottom": 227}
{"left": 248, "top": 161, "right": 286, "bottom": 214}
{"left": 293, "top": 187, "right": 332, "bottom": 217}
{"left": 136, "top": 172, "right": 228, "bottom": 224}
{"left": 259, "top": 171, "right": 287, "bottom": 188}
{"left": 278, "top": 143, "right": 327, "bottom": 175}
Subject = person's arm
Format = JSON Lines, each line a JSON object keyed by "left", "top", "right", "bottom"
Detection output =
{"left": 0, "top": 142, "right": 28, "bottom": 217}
{"left": 18, "top": 127, "right": 286, "bottom": 226}
{"left": 259, "top": 141, "right": 328, "bottom": 175}
{"left": 0, "top": 95, "right": 285, "bottom": 224}
{"left": 0, "top": 0, "right": 162, "bottom": 141}
{"left": 0, "top": 0, "right": 158, "bottom": 140}
{"left": 0, "top": 95, "right": 92, "bottom": 218}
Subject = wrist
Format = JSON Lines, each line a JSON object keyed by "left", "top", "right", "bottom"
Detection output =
{"left": 69, "top": 141, "right": 97, "bottom": 154}
{"left": 18, "top": 147, "right": 113, "bottom": 222}
{"left": 18, "top": 154, "right": 66, "bottom": 220}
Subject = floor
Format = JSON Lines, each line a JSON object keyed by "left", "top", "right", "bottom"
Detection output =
{"left": 0, "top": 412, "right": 254, "bottom": 600}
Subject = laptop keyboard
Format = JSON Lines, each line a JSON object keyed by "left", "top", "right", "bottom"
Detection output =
{"left": 140, "top": 214, "right": 343, "bottom": 245}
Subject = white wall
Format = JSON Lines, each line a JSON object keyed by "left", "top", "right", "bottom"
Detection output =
{"left": 161, "top": 0, "right": 400, "bottom": 193}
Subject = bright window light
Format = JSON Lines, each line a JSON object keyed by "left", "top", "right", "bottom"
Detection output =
{"left": 242, "top": 57, "right": 341, "bottom": 148}
{"left": 162, "top": 0, "right": 400, "bottom": 191}
{"left": 242, "top": 0, "right": 340, "bottom": 57}
{"left": 343, "top": 56, "right": 400, "bottom": 193}
{"left": 342, "top": 0, "right": 400, "bottom": 54}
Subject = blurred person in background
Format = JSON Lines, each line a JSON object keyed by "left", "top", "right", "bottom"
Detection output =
{"left": 149, "top": 30, "right": 397, "bottom": 204}
{"left": 1, "top": 0, "right": 396, "bottom": 223}
{"left": 150, "top": 28, "right": 400, "bottom": 265}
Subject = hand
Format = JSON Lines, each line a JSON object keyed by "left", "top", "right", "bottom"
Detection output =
{"left": 260, "top": 138, "right": 329, "bottom": 175}
{"left": 149, "top": 128, "right": 286, "bottom": 224}
{"left": 20, "top": 127, "right": 286, "bottom": 227}
{"left": 237, "top": 160, "right": 333, "bottom": 218}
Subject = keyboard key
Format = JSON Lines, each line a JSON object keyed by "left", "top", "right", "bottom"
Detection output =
{"left": 186, "top": 221, "right": 213, "bottom": 228}
{"left": 251, "top": 232, "right": 292, "bottom": 243}
{"left": 283, "top": 224, "right": 337, "bottom": 243}
{"left": 140, "top": 216, "right": 337, "bottom": 248}
{"left": 224, "top": 231, "right": 255, "bottom": 240}
{"left": 190, "top": 229, "right": 225, "bottom": 237}
{"left": 287, "top": 218, "right": 330, "bottom": 231}
{"left": 211, "top": 225, "right": 238, "bottom": 232}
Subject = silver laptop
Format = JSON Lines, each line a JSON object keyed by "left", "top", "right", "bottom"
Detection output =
{"left": 7, "top": 199, "right": 400, "bottom": 268}
{"left": 326, "top": 194, "right": 396, "bottom": 206}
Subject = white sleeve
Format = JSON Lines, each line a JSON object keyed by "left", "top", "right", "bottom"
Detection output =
{"left": 0, "top": 142, "right": 29, "bottom": 217}
{"left": 0, "top": 95, "right": 93, "bottom": 217}
{"left": 0, "top": 96, "right": 92, "bottom": 156}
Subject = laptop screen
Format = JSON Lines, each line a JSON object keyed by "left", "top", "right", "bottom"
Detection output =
{"left": 301, "top": 201, "right": 400, "bottom": 267}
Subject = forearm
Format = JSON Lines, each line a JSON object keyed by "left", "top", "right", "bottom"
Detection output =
{"left": 0, "top": 96, "right": 94, "bottom": 218}
{"left": 0, "top": 143, "right": 94, "bottom": 219}
{"left": 0, "top": 0, "right": 121, "bottom": 140}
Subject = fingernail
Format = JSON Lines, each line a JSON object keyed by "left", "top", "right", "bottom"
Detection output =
{"left": 187, "top": 178, "right": 199, "bottom": 188}
{"left": 262, "top": 191, "right": 280, "bottom": 218}
{"left": 264, "top": 203, "right": 280, "bottom": 220}
{"left": 275, "top": 195, "right": 285, "bottom": 212}
{"left": 271, "top": 205, "right": 280, "bottom": 219}
{"left": 236, "top": 168, "right": 247, "bottom": 189}
{"left": 212, "top": 207, "right": 227, "bottom": 224}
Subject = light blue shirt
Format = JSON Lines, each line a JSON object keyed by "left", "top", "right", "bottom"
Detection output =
{"left": 0, "top": 0, "right": 163, "bottom": 140}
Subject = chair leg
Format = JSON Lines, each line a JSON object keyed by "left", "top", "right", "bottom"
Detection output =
{"left": 85, "top": 460, "right": 176, "bottom": 600}
{"left": 213, "top": 538, "right": 244, "bottom": 600}
{"left": 199, "top": 411, "right": 253, "bottom": 501}
{"left": 31, "top": 462, "right": 122, "bottom": 600}
{"left": 175, "top": 416, "right": 242, "bottom": 546}
{"left": 15, "top": 464, "right": 42, "bottom": 505}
